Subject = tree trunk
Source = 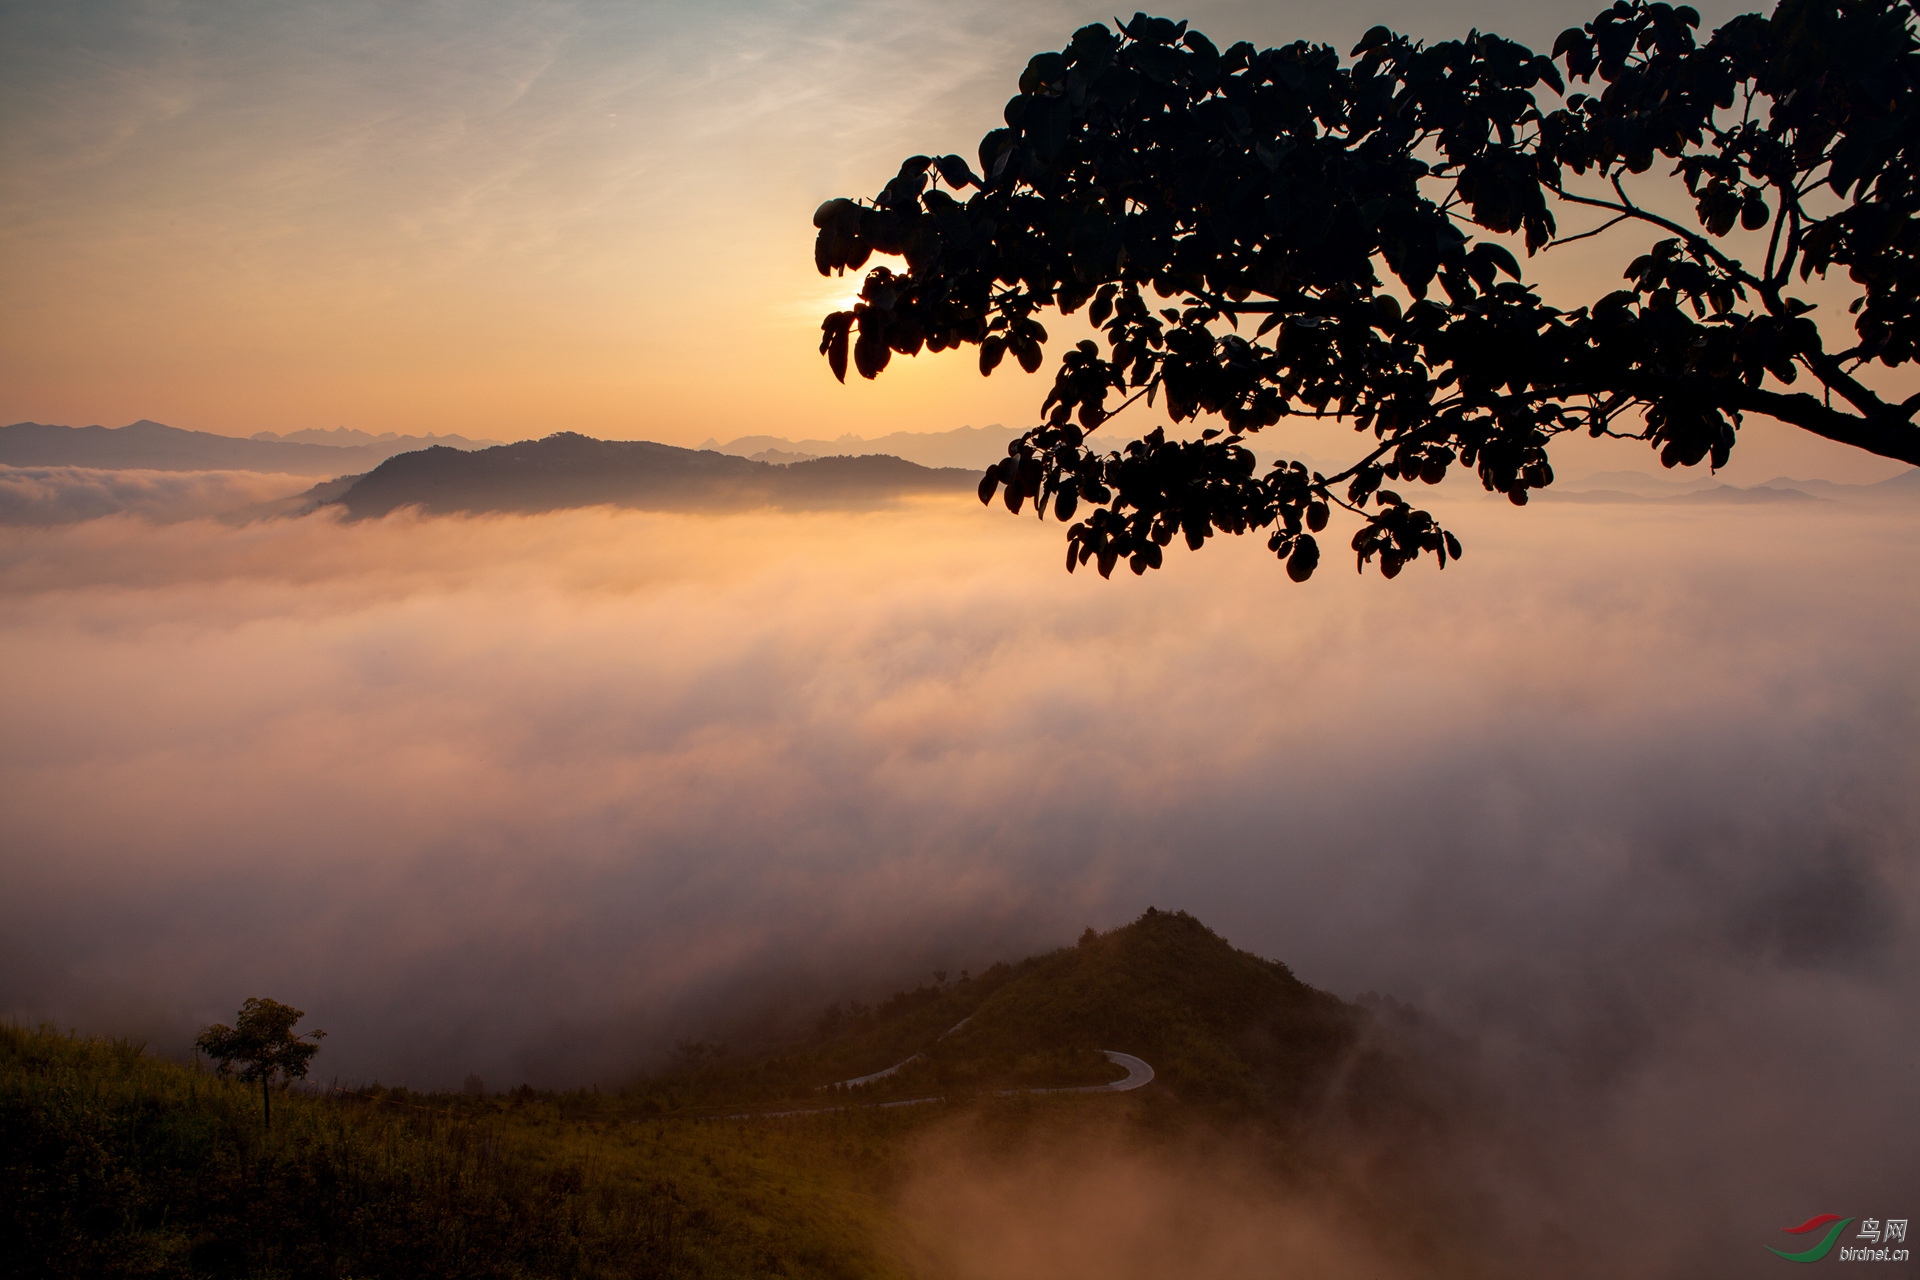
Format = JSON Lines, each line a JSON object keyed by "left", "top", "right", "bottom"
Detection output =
{"left": 263, "top": 1072, "right": 271, "bottom": 1132}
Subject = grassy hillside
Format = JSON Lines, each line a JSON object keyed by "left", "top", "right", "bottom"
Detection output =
{"left": 635, "top": 909, "right": 1419, "bottom": 1123}
{"left": 0, "top": 1024, "right": 918, "bottom": 1280}
{"left": 911, "top": 908, "right": 1366, "bottom": 1108}
{"left": 3, "top": 912, "right": 1458, "bottom": 1278}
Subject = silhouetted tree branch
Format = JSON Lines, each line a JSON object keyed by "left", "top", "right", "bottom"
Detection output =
{"left": 814, "top": 0, "right": 1920, "bottom": 579}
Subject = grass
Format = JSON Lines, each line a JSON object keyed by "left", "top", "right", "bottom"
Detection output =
{"left": 0, "top": 1023, "right": 925, "bottom": 1279}
{"left": 3, "top": 911, "right": 1459, "bottom": 1278}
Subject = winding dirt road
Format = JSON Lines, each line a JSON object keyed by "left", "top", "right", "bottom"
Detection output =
{"left": 728, "top": 1049, "right": 1154, "bottom": 1120}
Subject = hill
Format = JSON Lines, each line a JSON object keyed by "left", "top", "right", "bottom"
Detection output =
{"left": 0, "top": 421, "right": 493, "bottom": 476}
{"left": 251, "top": 427, "right": 501, "bottom": 450}
{"left": 1547, "top": 466, "right": 1920, "bottom": 503}
{"left": 2, "top": 913, "right": 1462, "bottom": 1279}
{"left": 0, "top": 1024, "right": 912, "bottom": 1280}
{"left": 912, "top": 909, "right": 1368, "bottom": 1109}
{"left": 1878, "top": 466, "right": 1920, "bottom": 494}
{"left": 634, "top": 909, "right": 1428, "bottom": 1129}
{"left": 332, "top": 433, "right": 978, "bottom": 519}
{"left": 699, "top": 423, "right": 1025, "bottom": 470}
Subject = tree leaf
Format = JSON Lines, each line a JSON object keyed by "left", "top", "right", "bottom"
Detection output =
{"left": 1286, "top": 534, "right": 1320, "bottom": 582}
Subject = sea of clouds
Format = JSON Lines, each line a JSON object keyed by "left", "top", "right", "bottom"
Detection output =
{"left": 0, "top": 466, "right": 315, "bottom": 525}
{"left": 0, "top": 478, "right": 1914, "bottom": 1274}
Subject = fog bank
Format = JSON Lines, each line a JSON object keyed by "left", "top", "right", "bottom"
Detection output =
{"left": 1, "top": 490, "right": 1915, "bottom": 1266}
{"left": 0, "top": 465, "right": 314, "bottom": 525}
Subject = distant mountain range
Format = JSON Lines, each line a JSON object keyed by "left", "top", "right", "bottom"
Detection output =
{"left": 2, "top": 419, "right": 1022, "bottom": 478}
{"left": 0, "top": 420, "right": 499, "bottom": 475}
{"left": 1543, "top": 467, "right": 1920, "bottom": 504}
{"left": 330, "top": 433, "right": 977, "bottom": 519}
{"left": 251, "top": 426, "right": 502, "bottom": 450}
{"left": 699, "top": 423, "right": 1024, "bottom": 470}
{"left": 11, "top": 419, "right": 1912, "bottom": 521}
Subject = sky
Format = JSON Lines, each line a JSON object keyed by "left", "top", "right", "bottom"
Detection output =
{"left": 2, "top": 2, "right": 1918, "bottom": 1266}
{"left": 5, "top": 0, "right": 1911, "bottom": 484}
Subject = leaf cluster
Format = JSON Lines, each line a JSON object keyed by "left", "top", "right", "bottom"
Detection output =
{"left": 194, "top": 997, "right": 325, "bottom": 1087}
{"left": 815, "top": 0, "right": 1920, "bottom": 579}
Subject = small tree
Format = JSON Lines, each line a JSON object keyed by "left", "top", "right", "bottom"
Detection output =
{"left": 814, "top": 0, "right": 1920, "bottom": 581}
{"left": 196, "top": 997, "right": 325, "bottom": 1131}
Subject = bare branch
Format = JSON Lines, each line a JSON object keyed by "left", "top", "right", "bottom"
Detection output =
{"left": 1549, "top": 212, "right": 1632, "bottom": 248}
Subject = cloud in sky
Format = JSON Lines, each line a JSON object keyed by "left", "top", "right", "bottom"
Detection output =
{"left": 1, "top": 495, "right": 1914, "bottom": 1226}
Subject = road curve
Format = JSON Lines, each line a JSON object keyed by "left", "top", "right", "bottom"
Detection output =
{"left": 834, "top": 1055, "right": 921, "bottom": 1087}
{"left": 727, "top": 1049, "right": 1153, "bottom": 1119}
{"left": 1090, "top": 1050, "right": 1155, "bottom": 1092}
{"left": 821, "top": 1015, "right": 973, "bottom": 1091}
{"left": 1008, "top": 1050, "right": 1155, "bottom": 1095}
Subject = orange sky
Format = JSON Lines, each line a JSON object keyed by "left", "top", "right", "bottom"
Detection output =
{"left": 2, "top": 3, "right": 1916, "bottom": 1219}
{"left": 1, "top": 0, "right": 1910, "bottom": 483}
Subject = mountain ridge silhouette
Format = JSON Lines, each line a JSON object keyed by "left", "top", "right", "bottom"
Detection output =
{"left": 0, "top": 420, "right": 491, "bottom": 475}
{"left": 332, "top": 432, "right": 977, "bottom": 518}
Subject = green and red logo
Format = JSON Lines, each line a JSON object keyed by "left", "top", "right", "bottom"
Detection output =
{"left": 1769, "top": 1216, "right": 1854, "bottom": 1263}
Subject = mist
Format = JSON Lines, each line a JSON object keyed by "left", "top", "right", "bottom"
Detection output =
{"left": 1, "top": 485, "right": 1915, "bottom": 1268}
{"left": 0, "top": 466, "right": 315, "bottom": 526}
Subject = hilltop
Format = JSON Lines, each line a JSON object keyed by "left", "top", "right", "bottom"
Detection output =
{"left": 331, "top": 433, "right": 977, "bottom": 519}
{"left": 635, "top": 909, "right": 1432, "bottom": 1130}
{"left": 912, "top": 908, "right": 1372, "bottom": 1110}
